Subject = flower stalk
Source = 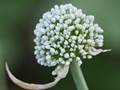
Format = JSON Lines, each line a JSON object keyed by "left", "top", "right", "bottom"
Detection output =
{"left": 70, "top": 60, "right": 89, "bottom": 90}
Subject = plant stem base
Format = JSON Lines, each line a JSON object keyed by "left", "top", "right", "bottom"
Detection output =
{"left": 70, "top": 60, "right": 89, "bottom": 90}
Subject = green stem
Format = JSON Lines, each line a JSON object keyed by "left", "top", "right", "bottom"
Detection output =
{"left": 70, "top": 60, "right": 89, "bottom": 90}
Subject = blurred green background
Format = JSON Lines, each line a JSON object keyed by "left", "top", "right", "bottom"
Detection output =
{"left": 0, "top": 0, "right": 119, "bottom": 90}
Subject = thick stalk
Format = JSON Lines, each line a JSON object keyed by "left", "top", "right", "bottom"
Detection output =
{"left": 70, "top": 60, "right": 89, "bottom": 90}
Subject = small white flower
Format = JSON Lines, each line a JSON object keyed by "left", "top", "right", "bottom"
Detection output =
{"left": 68, "top": 26, "right": 75, "bottom": 31}
{"left": 65, "top": 35, "right": 69, "bottom": 39}
{"left": 66, "top": 61, "right": 70, "bottom": 65}
{"left": 50, "top": 48, "right": 56, "bottom": 54}
{"left": 64, "top": 53, "right": 70, "bottom": 58}
{"left": 87, "top": 15, "right": 94, "bottom": 22}
{"left": 75, "top": 30, "right": 79, "bottom": 35}
{"left": 64, "top": 40, "right": 69, "bottom": 45}
{"left": 76, "top": 57, "right": 81, "bottom": 61}
{"left": 60, "top": 48, "right": 65, "bottom": 54}
{"left": 74, "top": 18, "right": 81, "bottom": 24}
{"left": 70, "top": 52, "right": 75, "bottom": 57}
{"left": 76, "top": 24, "right": 82, "bottom": 29}
{"left": 71, "top": 36, "right": 77, "bottom": 40}
{"left": 87, "top": 55, "right": 92, "bottom": 59}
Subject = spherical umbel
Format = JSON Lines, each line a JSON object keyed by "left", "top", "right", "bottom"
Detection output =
{"left": 6, "top": 3, "right": 110, "bottom": 90}
{"left": 34, "top": 4, "right": 109, "bottom": 68}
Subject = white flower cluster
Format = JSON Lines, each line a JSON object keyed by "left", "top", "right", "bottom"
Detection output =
{"left": 34, "top": 4, "right": 109, "bottom": 70}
